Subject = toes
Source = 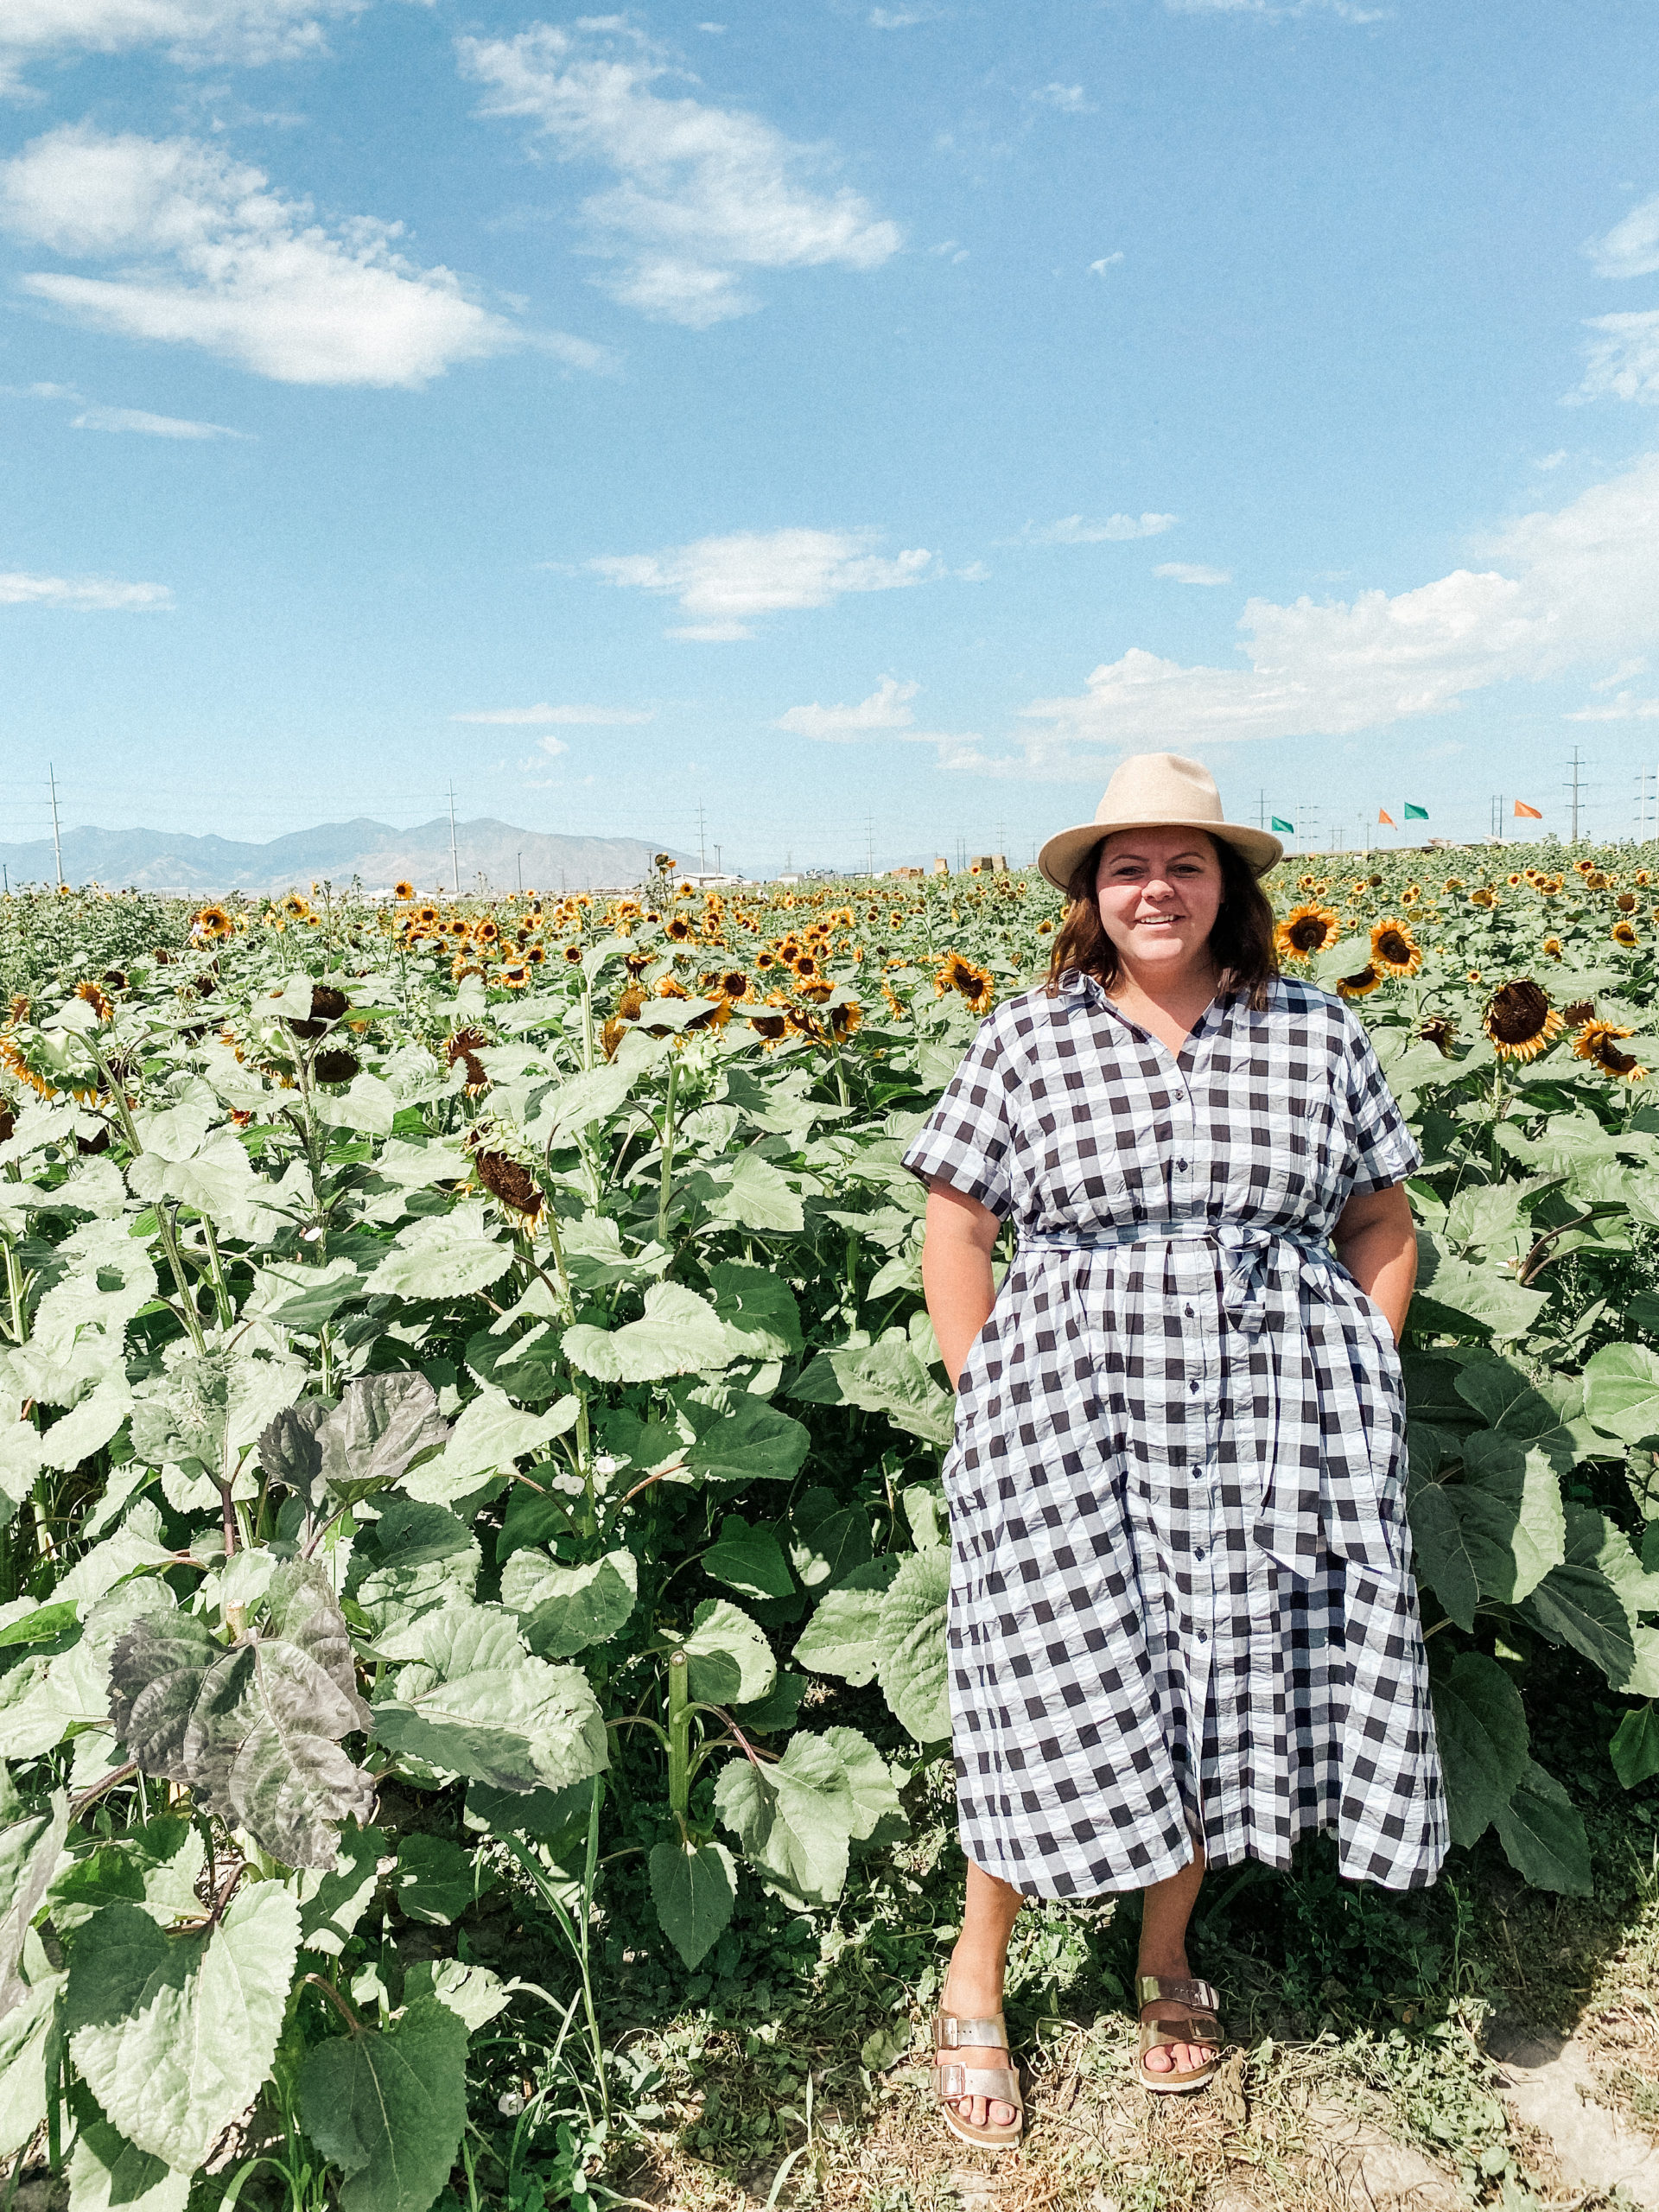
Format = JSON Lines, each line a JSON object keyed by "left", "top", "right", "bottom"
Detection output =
{"left": 1144, "top": 2045, "right": 1172, "bottom": 2072}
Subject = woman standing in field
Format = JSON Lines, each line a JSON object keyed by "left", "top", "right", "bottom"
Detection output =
{"left": 905, "top": 753, "right": 1443, "bottom": 2147}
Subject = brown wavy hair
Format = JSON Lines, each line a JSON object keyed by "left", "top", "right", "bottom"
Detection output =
{"left": 1044, "top": 832, "right": 1280, "bottom": 1009}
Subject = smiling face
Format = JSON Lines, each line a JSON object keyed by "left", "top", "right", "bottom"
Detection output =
{"left": 1094, "top": 828, "right": 1225, "bottom": 985}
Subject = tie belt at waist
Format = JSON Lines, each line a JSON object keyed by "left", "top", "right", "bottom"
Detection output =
{"left": 1015, "top": 1220, "right": 1399, "bottom": 1580}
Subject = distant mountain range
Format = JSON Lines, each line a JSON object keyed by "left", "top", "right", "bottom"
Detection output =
{"left": 0, "top": 817, "right": 699, "bottom": 896}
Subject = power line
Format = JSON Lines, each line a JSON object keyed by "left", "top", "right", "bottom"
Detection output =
{"left": 48, "top": 765, "right": 63, "bottom": 888}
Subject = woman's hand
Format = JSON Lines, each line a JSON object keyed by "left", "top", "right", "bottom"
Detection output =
{"left": 922, "top": 1181, "right": 1001, "bottom": 1387}
{"left": 1333, "top": 1180, "right": 1417, "bottom": 1343}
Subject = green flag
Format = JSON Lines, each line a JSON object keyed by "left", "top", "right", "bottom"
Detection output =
{"left": 1403, "top": 803, "right": 1428, "bottom": 821}
{"left": 1270, "top": 817, "right": 1294, "bottom": 834}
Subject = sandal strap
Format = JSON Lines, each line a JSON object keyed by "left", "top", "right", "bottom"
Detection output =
{"left": 1140, "top": 2018, "right": 1221, "bottom": 2050}
{"left": 933, "top": 2012, "right": 1008, "bottom": 2051}
{"left": 931, "top": 2063, "right": 1020, "bottom": 2102}
{"left": 1137, "top": 1974, "right": 1219, "bottom": 2014}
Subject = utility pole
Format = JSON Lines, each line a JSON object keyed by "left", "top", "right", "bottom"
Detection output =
{"left": 1257, "top": 789, "right": 1268, "bottom": 832}
{"left": 714, "top": 843, "right": 721, "bottom": 877}
{"left": 1635, "top": 768, "right": 1656, "bottom": 839}
{"left": 1566, "top": 747, "right": 1585, "bottom": 842}
{"left": 48, "top": 763, "right": 64, "bottom": 888}
{"left": 448, "top": 783, "right": 461, "bottom": 895}
{"left": 696, "top": 800, "right": 708, "bottom": 880}
{"left": 516, "top": 850, "right": 523, "bottom": 893}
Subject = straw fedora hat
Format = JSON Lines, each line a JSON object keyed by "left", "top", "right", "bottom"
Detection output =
{"left": 1037, "top": 753, "right": 1282, "bottom": 890}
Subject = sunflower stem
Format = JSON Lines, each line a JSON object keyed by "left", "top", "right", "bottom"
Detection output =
{"left": 655, "top": 1053, "right": 679, "bottom": 1248}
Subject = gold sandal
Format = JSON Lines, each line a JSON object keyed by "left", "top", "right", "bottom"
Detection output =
{"left": 1136, "top": 1974, "right": 1224, "bottom": 2095}
{"left": 931, "top": 1984, "right": 1026, "bottom": 2149}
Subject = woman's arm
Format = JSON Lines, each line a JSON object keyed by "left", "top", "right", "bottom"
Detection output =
{"left": 921, "top": 1180, "right": 1001, "bottom": 1387}
{"left": 1333, "top": 1180, "right": 1418, "bottom": 1343}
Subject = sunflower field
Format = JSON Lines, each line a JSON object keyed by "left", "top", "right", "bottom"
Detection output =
{"left": 2, "top": 841, "right": 1659, "bottom": 2210}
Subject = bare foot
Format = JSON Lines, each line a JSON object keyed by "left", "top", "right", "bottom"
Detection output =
{"left": 940, "top": 1948, "right": 1020, "bottom": 2133}
{"left": 1138, "top": 1949, "right": 1217, "bottom": 2079}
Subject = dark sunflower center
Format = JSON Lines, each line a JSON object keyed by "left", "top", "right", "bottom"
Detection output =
{"left": 1287, "top": 915, "right": 1328, "bottom": 952}
{"left": 1376, "top": 930, "right": 1412, "bottom": 963}
{"left": 1595, "top": 1037, "right": 1638, "bottom": 1075}
{"left": 1486, "top": 981, "right": 1549, "bottom": 1044}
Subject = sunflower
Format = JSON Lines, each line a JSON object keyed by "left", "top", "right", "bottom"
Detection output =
{"left": 474, "top": 918, "right": 501, "bottom": 945}
{"left": 1469, "top": 887, "right": 1498, "bottom": 910}
{"left": 1542, "top": 936, "right": 1562, "bottom": 959}
{"left": 415, "top": 903, "right": 441, "bottom": 926}
{"left": 616, "top": 985, "right": 645, "bottom": 1020}
{"left": 716, "top": 969, "right": 752, "bottom": 1001}
{"left": 446, "top": 1027, "right": 489, "bottom": 1088}
{"left": 1586, "top": 871, "right": 1610, "bottom": 891}
{"left": 394, "top": 880, "right": 415, "bottom": 901}
{"left": 1036, "top": 918, "right": 1053, "bottom": 937}
{"left": 1573, "top": 1020, "right": 1649, "bottom": 1081}
{"left": 1298, "top": 874, "right": 1317, "bottom": 891}
{"left": 1562, "top": 1000, "right": 1596, "bottom": 1027}
{"left": 1336, "top": 964, "right": 1382, "bottom": 998}
{"left": 666, "top": 916, "right": 695, "bottom": 943}
{"left": 755, "top": 950, "right": 780, "bottom": 972}
{"left": 791, "top": 953, "right": 823, "bottom": 982}
{"left": 935, "top": 952, "right": 995, "bottom": 1013}
{"left": 6, "top": 995, "right": 29, "bottom": 1028}
{"left": 524, "top": 945, "right": 546, "bottom": 966}
{"left": 826, "top": 1000, "right": 863, "bottom": 1040}
{"left": 1482, "top": 979, "right": 1563, "bottom": 1061}
{"left": 1640, "top": 871, "right": 1652, "bottom": 887}
{"left": 450, "top": 957, "right": 485, "bottom": 984}
{"left": 1618, "top": 892, "right": 1640, "bottom": 913}
{"left": 1275, "top": 903, "right": 1341, "bottom": 959}
{"left": 474, "top": 1149, "right": 543, "bottom": 1217}
{"left": 75, "top": 980, "right": 113, "bottom": 1022}
{"left": 657, "top": 976, "right": 689, "bottom": 1000}
{"left": 312, "top": 1047, "right": 361, "bottom": 1084}
{"left": 1419, "top": 1014, "right": 1458, "bottom": 1058}
{"left": 498, "top": 963, "right": 531, "bottom": 989}
{"left": 1370, "top": 918, "right": 1422, "bottom": 977}
{"left": 280, "top": 893, "right": 312, "bottom": 921}
{"left": 1443, "top": 877, "right": 1463, "bottom": 892}
{"left": 1613, "top": 920, "right": 1641, "bottom": 947}
{"left": 1468, "top": 969, "right": 1482, "bottom": 984}
{"left": 0, "top": 1035, "right": 57, "bottom": 1100}
{"left": 191, "top": 905, "right": 233, "bottom": 941}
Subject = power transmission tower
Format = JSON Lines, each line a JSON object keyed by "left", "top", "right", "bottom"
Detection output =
{"left": 866, "top": 810, "right": 875, "bottom": 880}
{"left": 1257, "top": 789, "right": 1268, "bottom": 831}
{"left": 696, "top": 801, "right": 708, "bottom": 879}
{"left": 447, "top": 784, "right": 461, "bottom": 895}
{"left": 48, "top": 763, "right": 64, "bottom": 888}
{"left": 1635, "top": 769, "right": 1656, "bottom": 839}
{"left": 1566, "top": 747, "right": 1585, "bottom": 842}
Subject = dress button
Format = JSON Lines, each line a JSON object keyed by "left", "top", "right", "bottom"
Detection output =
{"left": 1197, "top": 1630, "right": 1210, "bottom": 1644}
{"left": 1176, "top": 1159, "right": 1187, "bottom": 1171}
{"left": 1193, "top": 1546, "right": 1205, "bottom": 1562}
{"left": 1189, "top": 1380, "right": 1199, "bottom": 1394}
{"left": 1185, "top": 1305, "right": 1195, "bottom": 1319}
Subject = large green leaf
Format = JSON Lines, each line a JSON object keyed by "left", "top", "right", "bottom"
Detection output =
{"left": 1411, "top": 1233, "right": 1549, "bottom": 1343}
{"left": 246, "top": 1259, "right": 365, "bottom": 1334}
{"left": 791, "top": 1332, "right": 956, "bottom": 1448}
{"left": 791, "top": 1560, "right": 901, "bottom": 1688}
{"left": 350, "top": 1502, "right": 480, "bottom": 1663}
{"left": 66, "top": 1883, "right": 300, "bottom": 2172}
{"left": 0, "top": 1791, "right": 67, "bottom": 2018}
{"left": 0, "top": 1962, "right": 61, "bottom": 2160}
{"left": 562, "top": 1282, "right": 731, "bottom": 1383}
{"left": 1419, "top": 1430, "right": 1567, "bottom": 1615}
{"left": 873, "top": 1548, "right": 951, "bottom": 1745}
{"left": 703, "top": 1516, "right": 793, "bottom": 1601}
{"left": 404, "top": 1388, "right": 577, "bottom": 1504}
{"left": 1430, "top": 1651, "right": 1529, "bottom": 1849}
{"left": 683, "top": 1396, "right": 810, "bottom": 1484}
{"left": 296, "top": 1997, "right": 468, "bottom": 2212}
{"left": 679, "top": 1598, "right": 776, "bottom": 1706}
{"left": 110, "top": 1561, "right": 375, "bottom": 1872}
{"left": 1585, "top": 1343, "right": 1659, "bottom": 1444}
{"left": 66, "top": 2094, "right": 190, "bottom": 2212}
{"left": 1492, "top": 1759, "right": 1592, "bottom": 1895}
{"left": 709, "top": 1153, "right": 804, "bottom": 1233}
{"left": 822, "top": 1726, "right": 906, "bottom": 1844}
{"left": 365, "top": 1205, "right": 514, "bottom": 1300}
{"left": 259, "top": 1375, "right": 452, "bottom": 1510}
{"left": 295, "top": 1826, "right": 389, "bottom": 1956}
{"left": 394, "top": 1834, "right": 493, "bottom": 1924}
{"left": 1523, "top": 1560, "right": 1637, "bottom": 1684}
{"left": 648, "top": 1839, "right": 738, "bottom": 1969}
{"left": 1611, "top": 1704, "right": 1659, "bottom": 1790}
{"left": 707, "top": 1261, "right": 804, "bottom": 1358}
{"left": 499, "top": 1547, "right": 638, "bottom": 1658}
{"left": 370, "top": 1605, "right": 608, "bottom": 1793}
{"left": 714, "top": 1732, "right": 856, "bottom": 1905}
{"left": 789, "top": 1490, "right": 873, "bottom": 1589}
{"left": 1405, "top": 1486, "right": 1480, "bottom": 1632}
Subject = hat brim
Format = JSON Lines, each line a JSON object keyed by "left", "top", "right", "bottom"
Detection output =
{"left": 1037, "top": 817, "right": 1283, "bottom": 892}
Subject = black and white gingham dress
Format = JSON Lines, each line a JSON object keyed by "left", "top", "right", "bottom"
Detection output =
{"left": 902, "top": 972, "right": 1446, "bottom": 1899}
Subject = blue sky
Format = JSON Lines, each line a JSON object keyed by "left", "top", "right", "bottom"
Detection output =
{"left": 2, "top": 0, "right": 1657, "bottom": 873}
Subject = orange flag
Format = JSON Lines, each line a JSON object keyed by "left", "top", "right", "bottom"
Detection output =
{"left": 1514, "top": 800, "right": 1543, "bottom": 819}
{"left": 1378, "top": 809, "right": 1396, "bottom": 826}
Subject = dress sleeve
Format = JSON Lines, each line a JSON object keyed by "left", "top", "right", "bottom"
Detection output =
{"left": 901, "top": 1015, "right": 1017, "bottom": 1218}
{"left": 1342, "top": 1015, "right": 1422, "bottom": 1194}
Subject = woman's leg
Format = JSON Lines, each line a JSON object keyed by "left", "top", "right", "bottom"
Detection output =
{"left": 1137, "top": 1845, "right": 1215, "bottom": 2074}
{"left": 941, "top": 1862, "right": 1023, "bottom": 2131}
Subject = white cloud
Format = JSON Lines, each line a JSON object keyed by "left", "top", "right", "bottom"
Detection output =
{"left": 1567, "top": 690, "right": 1659, "bottom": 722}
{"left": 1535, "top": 449, "right": 1568, "bottom": 469}
{"left": 0, "top": 0, "right": 378, "bottom": 90}
{"left": 1586, "top": 194, "right": 1659, "bottom": 282}
{"left": 0, "top": 569, "right": 172, "bottom": 609}
{"left": 1090, "top": 251, "right": 1124, "bottom": 273}
{"left": 0, "top": 124, "right": 527, "bottom": 388}
{"left": 868, "top": 5, "right": 944, "bottom": 23}
{"left": 451, "top": 702, "right": 654, "bottom": 724}
{"left": 1020, "top": 512, "right": 1175, "bottom": 544}
{"left": 72, "top": 404, "right": 249, "bottom": 437}
{"left": 1162, "top": 0, "right": 1385, "bottom": 17}
{"left": 1155, "top": 561, "right": 1232, "bottom": 584}
{"left": 1031, "top": 83, "right": 1094, "bottom": 112}
{"left": 590, "top": 526, "right": 936, "bottom": 630}
{"left": 775, "top": 675, "right": 918, "bottom": 737}
{"left": 1572, "top": 312, "right": 1659, "bottom": 406}
{"left": 989, "top": 454, "right": 1659, "bottom": 774}
{"left": 537, "top": 734, "right": 568, "bottom": 758}
{"left": 459, "top": 20, "right": 902, "bottom": 327}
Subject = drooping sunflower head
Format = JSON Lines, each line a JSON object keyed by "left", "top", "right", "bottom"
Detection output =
{"left": 1419, "top": 1014, "right": 1458, "bottom": 1058}
{"left": 1370, "top": 918, "right": 1423, "bottom": 977}
{"left": 1469, "top": 887, "right": 1498, "bottom": 910}
{"left": 1586, "top": 870, "right": 1610, "bottom": 891}
{"left": 75, "top": 979, "right": 113, "bottom": 1022}
{"left": 1618, "top": 892, "right": 1640, "bottom": 913}
{"left": 1337, "top": 964, "right": 1382, "bottom": 999}
{"left": 827, "top": 999, "right": 863, "bottom": 1040}
{"left": 1613, "top": 919, "right": 1641, "bottom": 948}
{"left": 1573, "top": 1019, "right": 1649, "bottom": 1081}
{"left": 1444, "top": 877, "right": 1463, "bottom": 892}
{"left": 1542, "top": 936, "right": 1563, "bottom": 959}
{"left": 446, "top": 1026, "right": 489, "bottom": 1089}
{"left": 312, "top": 1047, "right": 362, "bottom": 1085}
{"left": 1368, "top": 874, "right": 1384, "bottom": 889}
{"left": 1562, "top": 1000, "right": 1596, "bottom": 1027}
{"left": 1275, "top": 903, "right": 1341, "bottom": 959}
{"left": 473, "top": 1147, "right": 543, "bottom": 1218}
{"left": 656, "top": 975, "right": 689, "bottom": 1001}
{"left": 1483, "top": 980, "right": 1563, "bottom": 1061}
